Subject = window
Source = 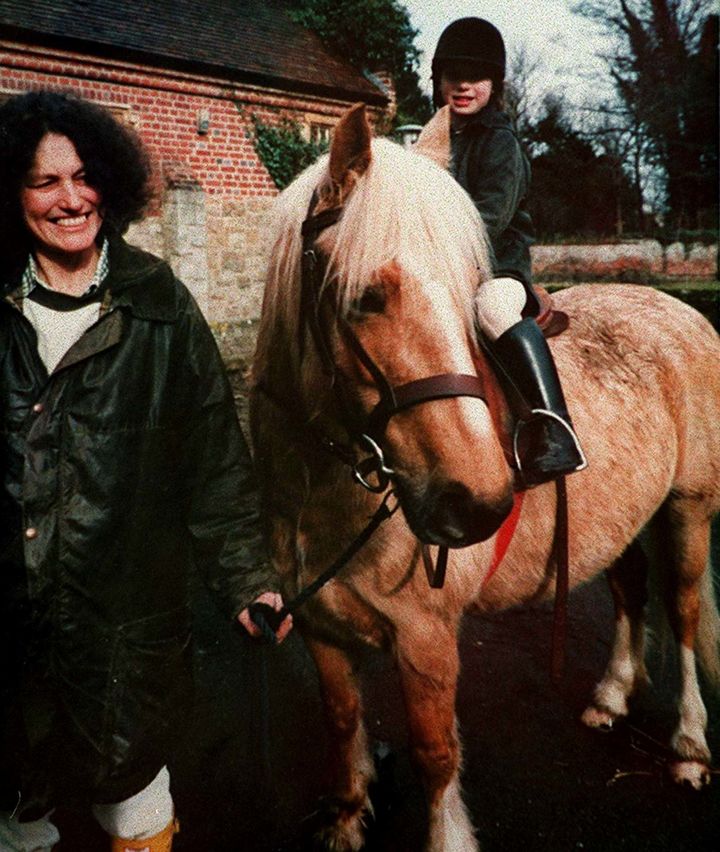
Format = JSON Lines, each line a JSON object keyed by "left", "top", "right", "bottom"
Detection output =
{"left": 309, "top": 122, "right": 333, "bottom": 146}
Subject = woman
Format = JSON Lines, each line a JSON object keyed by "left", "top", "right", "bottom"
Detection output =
{"left": 429, "top": 17, "right": 585, "bottom": 486}
{"left": 0, "top": 91, "right": 290, "bottom": 852}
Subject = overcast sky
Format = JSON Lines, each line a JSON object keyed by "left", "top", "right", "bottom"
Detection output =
{"left": 403, "top": 0, "right": 614, "bottom": 107}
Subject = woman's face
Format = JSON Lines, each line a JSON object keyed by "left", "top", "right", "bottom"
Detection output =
{"left": 20, "top": 133, "right": 103, "bottom": 261}
{"left": 440, "top": 64, "right": 493, "bottom": 117}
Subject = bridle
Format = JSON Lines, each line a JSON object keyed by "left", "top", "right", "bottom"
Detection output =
{"left": 253, "top": 187, "right": 571, "bottom": 682}
{"left": 299, "top": 191, "right": 489, "bottom": 497}
{"left": 299, "top": 190, "right": 571, "bottom": 676}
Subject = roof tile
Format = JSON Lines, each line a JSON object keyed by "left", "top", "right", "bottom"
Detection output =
{"left": 0, "top": 0, "right": 385, "bottom": 102}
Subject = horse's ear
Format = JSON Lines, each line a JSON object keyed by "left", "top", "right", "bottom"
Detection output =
{"left": 414, "top": 105, "right": 451, "bottom": 171}
{"left": 328, "top": 102, "right": 372, "bottom": 192}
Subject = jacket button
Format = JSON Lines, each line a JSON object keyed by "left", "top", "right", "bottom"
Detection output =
{"left": 32, "top": 403, "right": 44, "bottom": 413}
{"left": 25, "top": 527, "right": 38, "bottom": 540}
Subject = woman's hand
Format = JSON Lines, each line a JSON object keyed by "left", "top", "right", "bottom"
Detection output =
{"left": 237, "top": 591, "right": 293, "bottom": 643}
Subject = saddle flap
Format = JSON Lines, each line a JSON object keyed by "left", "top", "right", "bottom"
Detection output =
{"left": 533, "top": 286, "right": 569, "bottom": 338}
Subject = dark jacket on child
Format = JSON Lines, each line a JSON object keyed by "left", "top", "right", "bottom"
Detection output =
{"left": 450, "top": 104, "right": 534, "bottom": 288}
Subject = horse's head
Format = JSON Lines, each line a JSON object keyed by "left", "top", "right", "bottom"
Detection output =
{"left": 256, "top": 104, "right": 513, "bottom": 547}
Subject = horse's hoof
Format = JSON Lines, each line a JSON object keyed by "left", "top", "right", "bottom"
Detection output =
{"left": 313, "top": 826, "right": 365, "bottom": 852}
{"left": 310, "top": 796, "right": 372, "bottom": 852}
{"left": 669, "top": 760, "right": 712, "bottom": 790}
{"left": 581, "top": 705, "right": 616, "bottom": 731}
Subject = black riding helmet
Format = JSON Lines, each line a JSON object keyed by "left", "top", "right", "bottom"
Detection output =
{"left": 431, "top": 18, "right": 506, "bottom": 108}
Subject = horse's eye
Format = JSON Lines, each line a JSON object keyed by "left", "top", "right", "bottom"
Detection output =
{"left": 350, "top": 287, "right": 386, "bottom": 316}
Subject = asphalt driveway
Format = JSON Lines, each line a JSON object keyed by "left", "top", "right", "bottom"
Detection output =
{"left": 54, "top": 518, "right": 720, "bottom": 851}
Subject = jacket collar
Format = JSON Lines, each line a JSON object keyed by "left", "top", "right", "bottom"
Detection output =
{"left": 105, "top": 237, "right": 179, "bottom": 322}
{"left": 455, "top": 104, "right": 514, "bottom": 134}
{"left": 2, "top": 236, "right": 180, "bottom": 323}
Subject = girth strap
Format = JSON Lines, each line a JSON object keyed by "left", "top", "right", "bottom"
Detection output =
{"left": 551, "top": 476, "right": 569, "bottom": 684}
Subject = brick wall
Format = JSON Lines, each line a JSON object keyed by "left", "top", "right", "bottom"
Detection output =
{"left": 1, "top": 38, "right": 381, "bottom": 332}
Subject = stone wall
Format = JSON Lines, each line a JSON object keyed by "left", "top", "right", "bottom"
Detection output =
{"left": 127, "top": 188, "right": 273, "bottom": 429}
{"left": 206, "top": 196, "right": 276, "bottom": 324}
{"left": 532, "top": 240, "right": 718, "bottom": 280}
{"left": 119, "top": 176, "right": 276, "bottom": 331}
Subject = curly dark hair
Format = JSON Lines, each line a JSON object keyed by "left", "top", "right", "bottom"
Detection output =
{"left": 0, "top": 90, "right": 153, "bottom": 268}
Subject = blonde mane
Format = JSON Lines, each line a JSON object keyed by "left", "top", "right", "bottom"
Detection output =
{"left": 255, "top": 137, "right": 491, "bottom": 378}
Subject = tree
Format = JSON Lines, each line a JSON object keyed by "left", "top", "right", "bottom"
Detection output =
{"left": 289, "top": 0, "right": 432, "bottom": 126}
{"left": 578, "top": 98, "right": 656, "bottom": 233}
{"left": 685, "top": 14, "right": 719, "bottom": 230}
{"left": 528, "top": 96, "right": 639, "bottom": 239}
{"left": 574, "top": 0, "right": 718, "bottom": 233}
{"left": 504, "top": 45, "right": 546, "bottom": 144}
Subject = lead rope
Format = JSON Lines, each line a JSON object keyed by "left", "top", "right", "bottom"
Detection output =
{"left": 249, "top": 490, "right": 399, "bottom": 642}
{"left": 252, "top": 476, "right": 570, "bottom": 686}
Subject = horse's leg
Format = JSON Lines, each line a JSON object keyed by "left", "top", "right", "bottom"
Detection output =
{"left": 396, "top": 620, "right": 477, "bottom": 852}
{"left": 662, "top": 502, "right": 715, "bottom": 788}
{"left": 305, "top": 635, "right": 374, "bottom": 851}
{"left": 582, "top": 540, "right": 649, "bottom": 730}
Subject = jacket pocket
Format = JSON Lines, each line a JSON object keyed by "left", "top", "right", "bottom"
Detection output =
{"left": 101, "top": 607, "right": 193, "bottom": 776}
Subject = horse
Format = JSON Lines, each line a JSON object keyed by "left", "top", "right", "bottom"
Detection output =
{"left": 249, "top": 103, "right": 720, "bottom": 852}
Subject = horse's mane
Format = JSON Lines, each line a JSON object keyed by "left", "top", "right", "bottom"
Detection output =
{"left": 255, "top": 138, "right": 491, "bottom": 379}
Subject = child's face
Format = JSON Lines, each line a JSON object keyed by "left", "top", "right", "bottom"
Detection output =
{"left": 440, "top": 63, "right": 492, "bottom": 117}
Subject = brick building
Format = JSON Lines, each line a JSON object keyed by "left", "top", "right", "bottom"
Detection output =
{"left": 0, "top": 0, "right": 388, "bottom": 373}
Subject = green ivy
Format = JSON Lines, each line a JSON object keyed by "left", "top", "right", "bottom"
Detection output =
{"left": 249, "top": 114, "right": 327, "bottom": 190}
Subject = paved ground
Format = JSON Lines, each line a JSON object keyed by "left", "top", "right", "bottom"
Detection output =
{"left": 55, "top": 519, "right": 720, "bottom": 851}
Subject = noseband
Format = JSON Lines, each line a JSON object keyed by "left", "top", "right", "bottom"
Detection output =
{"left": 300, "top": 191, "right": 487, "bottom": 494}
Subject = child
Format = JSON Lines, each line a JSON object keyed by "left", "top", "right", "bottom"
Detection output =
{"left": 429, "top": 17, "right": 585, "bottom": 486}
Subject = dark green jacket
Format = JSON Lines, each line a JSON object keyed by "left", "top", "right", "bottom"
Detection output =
{"left": 0, "top": 237, "right": 274, "bottom": 815}
{"left": 451, "top": 104, "right": 534, "bottom": 287}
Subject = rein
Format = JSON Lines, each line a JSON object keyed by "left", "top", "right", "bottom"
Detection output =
{"left": 248, "top": 490, "right": 399, "bottom": 640}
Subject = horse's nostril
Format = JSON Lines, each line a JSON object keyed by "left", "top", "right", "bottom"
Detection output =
{"left": 437, "top": 493, "right": 473, "bottom": 537}
{"left": 410, "top": 481, "right": 512, "bottom": 547}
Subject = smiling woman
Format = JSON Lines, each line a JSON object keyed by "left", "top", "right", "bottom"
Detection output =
{"left": 20, "top": 133, "right": 104, "bottom": 294}
{"left": 0, "top": 91, "right": 289, "bottom": 852}
{"left": 0, "top": 91, "right": 152, "bottom": 288}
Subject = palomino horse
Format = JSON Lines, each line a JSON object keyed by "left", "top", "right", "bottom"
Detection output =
{"left": 250, "top": 104, "right": 720, "bottom": 851}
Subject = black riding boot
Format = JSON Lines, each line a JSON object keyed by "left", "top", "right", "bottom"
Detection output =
{"left": 489, "top": 318, "right": 586, "bottom": 487}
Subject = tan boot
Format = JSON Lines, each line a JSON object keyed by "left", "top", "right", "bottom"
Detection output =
{"left": 111, "top": 818, "right": 178, "bottom": 852}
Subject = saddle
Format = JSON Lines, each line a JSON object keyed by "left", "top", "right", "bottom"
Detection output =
{"left": 530, "top": 286, "right": 569, "bottom": 339}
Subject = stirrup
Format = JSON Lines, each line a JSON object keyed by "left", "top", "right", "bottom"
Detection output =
{"left": 512, "top": 408, "right": 587, "bottom": 481}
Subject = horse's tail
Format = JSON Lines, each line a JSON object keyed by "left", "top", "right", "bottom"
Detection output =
{"left": 696, "top": 557, "right": 720, "bottom": 688}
